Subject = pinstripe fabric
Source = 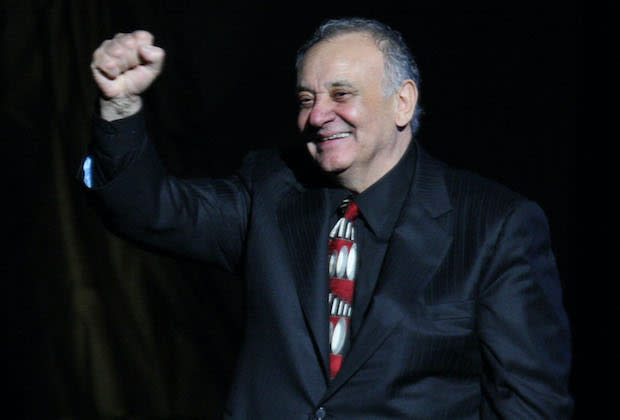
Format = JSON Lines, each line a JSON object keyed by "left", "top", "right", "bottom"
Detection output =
{"left": 86, "top": 115, "right": 573, "bottom": 418}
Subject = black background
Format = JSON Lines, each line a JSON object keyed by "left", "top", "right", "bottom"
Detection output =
{"left": 3, "top": 0, "right": 587, "bottom": 418}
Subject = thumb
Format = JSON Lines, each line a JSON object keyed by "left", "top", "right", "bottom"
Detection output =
{"left": 139, "top": 45, "right": 165, "bottom": 74}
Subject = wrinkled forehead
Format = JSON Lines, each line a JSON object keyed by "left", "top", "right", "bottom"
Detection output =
{"left": 297, "top": 33, "right": 385, "bottom": 85}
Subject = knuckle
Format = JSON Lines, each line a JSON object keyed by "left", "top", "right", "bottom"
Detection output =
{"left": 102, "top": 57, "right": 115, "bottom": 68}
{"left": 121, "top": 37, "right": 136, "bottom": 48}
{"left": 107, "top": 47, "right": 120, "bottom": 57}
{"left": 102, "top": 40, "right": 117, "bottom": 54}
{"left": 107, "top": 43, "right": 125, "bottom": 57}
{"left": 150, "top": 46, "right": 164, "bottom": 56}
{"left": 134, "top": 30, "right": 153, "bottom": 41}
{"left": 93, "top": 52, "right": 110, "bottom": 67}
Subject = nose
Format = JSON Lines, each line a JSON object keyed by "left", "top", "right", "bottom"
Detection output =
{"left": 307, "top": 95, "right": 334, "bottom": 128}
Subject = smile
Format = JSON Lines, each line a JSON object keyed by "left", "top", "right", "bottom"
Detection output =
{"left": 319, "top": 132, "right": 351, "bottom": 142}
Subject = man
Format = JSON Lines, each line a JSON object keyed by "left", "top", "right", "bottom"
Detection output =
{"left": 84, "top": 18, "right": 572, "bottom": 419}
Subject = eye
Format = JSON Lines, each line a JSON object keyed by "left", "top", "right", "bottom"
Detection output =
{"left": 332, "top": 90, "right": 351, "bottom": 101}
{"left": 298, "top": 94, "right": 314, "bottom": 109}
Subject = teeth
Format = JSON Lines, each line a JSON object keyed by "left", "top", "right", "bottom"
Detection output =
{"left": 322, "top": 132, "right": 350, "bottom": 141}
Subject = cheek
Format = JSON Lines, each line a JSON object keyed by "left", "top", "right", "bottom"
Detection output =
{"left": 337, "top": 103, "right": 360, "bottom": 126}
{"left": 297, "top": 110, "right": 309, "bottom": 131}
{"left": 306, "top": 141, "right": 317, "bottom": 157}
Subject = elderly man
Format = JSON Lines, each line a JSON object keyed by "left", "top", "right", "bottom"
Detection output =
{"left": 84, "top": 17, "right": 572, "bottom": 419}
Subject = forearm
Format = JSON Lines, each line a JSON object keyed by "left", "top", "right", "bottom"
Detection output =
{"left": 82, "top": 111, "right": 250, "bottom": 269}
{"left": 82, "top": 107, "right": 146, "bottom": 188}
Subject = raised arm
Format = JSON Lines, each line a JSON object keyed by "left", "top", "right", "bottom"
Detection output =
{"left": 84, "top": 31, "right": 249, "bottom": 272}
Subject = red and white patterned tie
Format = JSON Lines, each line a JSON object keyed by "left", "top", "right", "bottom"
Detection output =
{"left": 327, "top": 197, "right": 359, "bottom": 379}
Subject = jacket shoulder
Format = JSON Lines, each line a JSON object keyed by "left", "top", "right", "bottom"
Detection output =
{"left": 237, "top": 146, "right": 327, "bottom": 193}
{"left": 440, "top": 159, "right": 529, "bottom": 217}
{"left": 417, "top": 148, "right": 548, "bottom": 245}
{"left": 236, "top": 148, "right": 292, "bottom": 189}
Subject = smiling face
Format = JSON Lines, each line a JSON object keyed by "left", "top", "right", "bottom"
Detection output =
{"left": 296, "top": 32, "right": 414, "bottom": 192}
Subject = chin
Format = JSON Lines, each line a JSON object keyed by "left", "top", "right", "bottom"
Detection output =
{"left": 308, "top": 146, "right": 354, "bottom": 174}
{"left": 312, "top": 154, "right": 352, "bottom": 174}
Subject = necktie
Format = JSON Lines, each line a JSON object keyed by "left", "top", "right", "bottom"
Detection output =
{"left": 328, "top": 197, "right": 359, "bottom": 379}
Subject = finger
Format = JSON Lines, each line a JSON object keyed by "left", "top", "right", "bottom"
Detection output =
{"left": 93, "top": 31, "right": 156, "bottom": 78}
{"left": 131, "top": 30, "right": 154, "bottom": 46}
{"left": 100, "top": 33, "right": 142, "bottom": 66}
{"left": 90, "top": 63, "right": 123, "bottom": 98}
{"left": 118, "top": 33, "right": 138, "bottom": 50}
{"left": 102, "top": 37, "right": 142, "bottom": 76}
{"left": 133, "top": 30, "right": 160, "bottom": 68}
{"left": 108, "top": 33, "right": 132, "bottom": 57}
{"left": 92, "top": 41, "right": 122, "bottom": 79}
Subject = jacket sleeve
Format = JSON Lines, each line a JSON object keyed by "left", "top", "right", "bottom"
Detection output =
{"left": 80, "top": 111, "right": 250, "bottom": 272}
{"left": 477, "top": 200, "right": 573, "bottom": 419}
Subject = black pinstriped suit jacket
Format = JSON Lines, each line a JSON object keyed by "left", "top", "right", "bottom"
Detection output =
{"left": 87, "top": 119, "right": 572, "bottom": 419}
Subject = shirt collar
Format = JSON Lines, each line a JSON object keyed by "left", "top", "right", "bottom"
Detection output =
{"left": 327, "top": 140, "right": 417, "bottom": 240}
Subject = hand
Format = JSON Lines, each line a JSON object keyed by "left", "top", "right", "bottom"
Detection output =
{"left": 91, "top": 30, "right": 165, "bottom": 99}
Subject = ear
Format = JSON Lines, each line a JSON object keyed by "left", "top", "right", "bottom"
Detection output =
{"left": 394, "top": 80, "right": 418, "bottom": 128}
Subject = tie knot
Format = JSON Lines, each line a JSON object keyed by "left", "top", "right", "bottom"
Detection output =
{"left": 339, "top": 197, "right": 359, "bottom": 221}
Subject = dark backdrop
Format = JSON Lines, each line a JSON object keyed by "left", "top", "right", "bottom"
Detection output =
{"left": 4, "top": 0, "right": 583, "bottom": 418}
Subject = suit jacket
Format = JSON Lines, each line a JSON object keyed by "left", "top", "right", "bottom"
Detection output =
{"left": 87, "top": 122, "right": 573, "bottom": 419}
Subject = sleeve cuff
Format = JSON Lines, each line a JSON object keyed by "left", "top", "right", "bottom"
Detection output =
{"left": 92, "top": 109, "right": 146, "bottom": 159}
{"left": 83, "top": 108, "right": 148, "bottom": 188}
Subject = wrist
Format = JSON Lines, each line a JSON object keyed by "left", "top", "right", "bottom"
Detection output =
{"left": 99, "top": 95, "right": 142, "bottom": 121}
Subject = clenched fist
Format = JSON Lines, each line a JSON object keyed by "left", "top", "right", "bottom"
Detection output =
{"left": 91, "top": 31, "right": 165, "bottom": 120}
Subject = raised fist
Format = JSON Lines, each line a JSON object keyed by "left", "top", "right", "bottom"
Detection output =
{"left": 91, "top": 30, "right": 165, "bottom": 99}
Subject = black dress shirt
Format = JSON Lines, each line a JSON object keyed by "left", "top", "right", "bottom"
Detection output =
{"left": 325, "top": 142, "right": 416, "bottom": 340}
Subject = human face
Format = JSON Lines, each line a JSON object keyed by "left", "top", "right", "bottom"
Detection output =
{"left": 297, "top": 33, "right": 405, "bottom": 191}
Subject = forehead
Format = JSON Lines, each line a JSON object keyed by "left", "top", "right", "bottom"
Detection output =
{"left": 297, "top": 32, "right": 385, "bottom": 89}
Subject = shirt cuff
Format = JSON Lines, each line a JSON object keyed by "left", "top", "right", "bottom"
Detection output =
{"left": 82, "top": 155, "right": 94, "bottom": 188}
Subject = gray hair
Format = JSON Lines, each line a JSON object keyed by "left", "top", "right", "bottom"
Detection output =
{"left": 296, "top": 17, "right": 423, "bottom": 134}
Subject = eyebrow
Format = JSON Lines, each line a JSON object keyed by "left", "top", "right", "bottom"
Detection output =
{"left": 296, "top": 80, "right": 357, "bottom": 93}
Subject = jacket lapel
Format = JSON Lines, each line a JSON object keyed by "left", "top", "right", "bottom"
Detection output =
{"left": 323, "top": 145, "right": 454, "bottom": 398}
{"left": 277, "top": 185, "right": 332, "bottom": 381}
